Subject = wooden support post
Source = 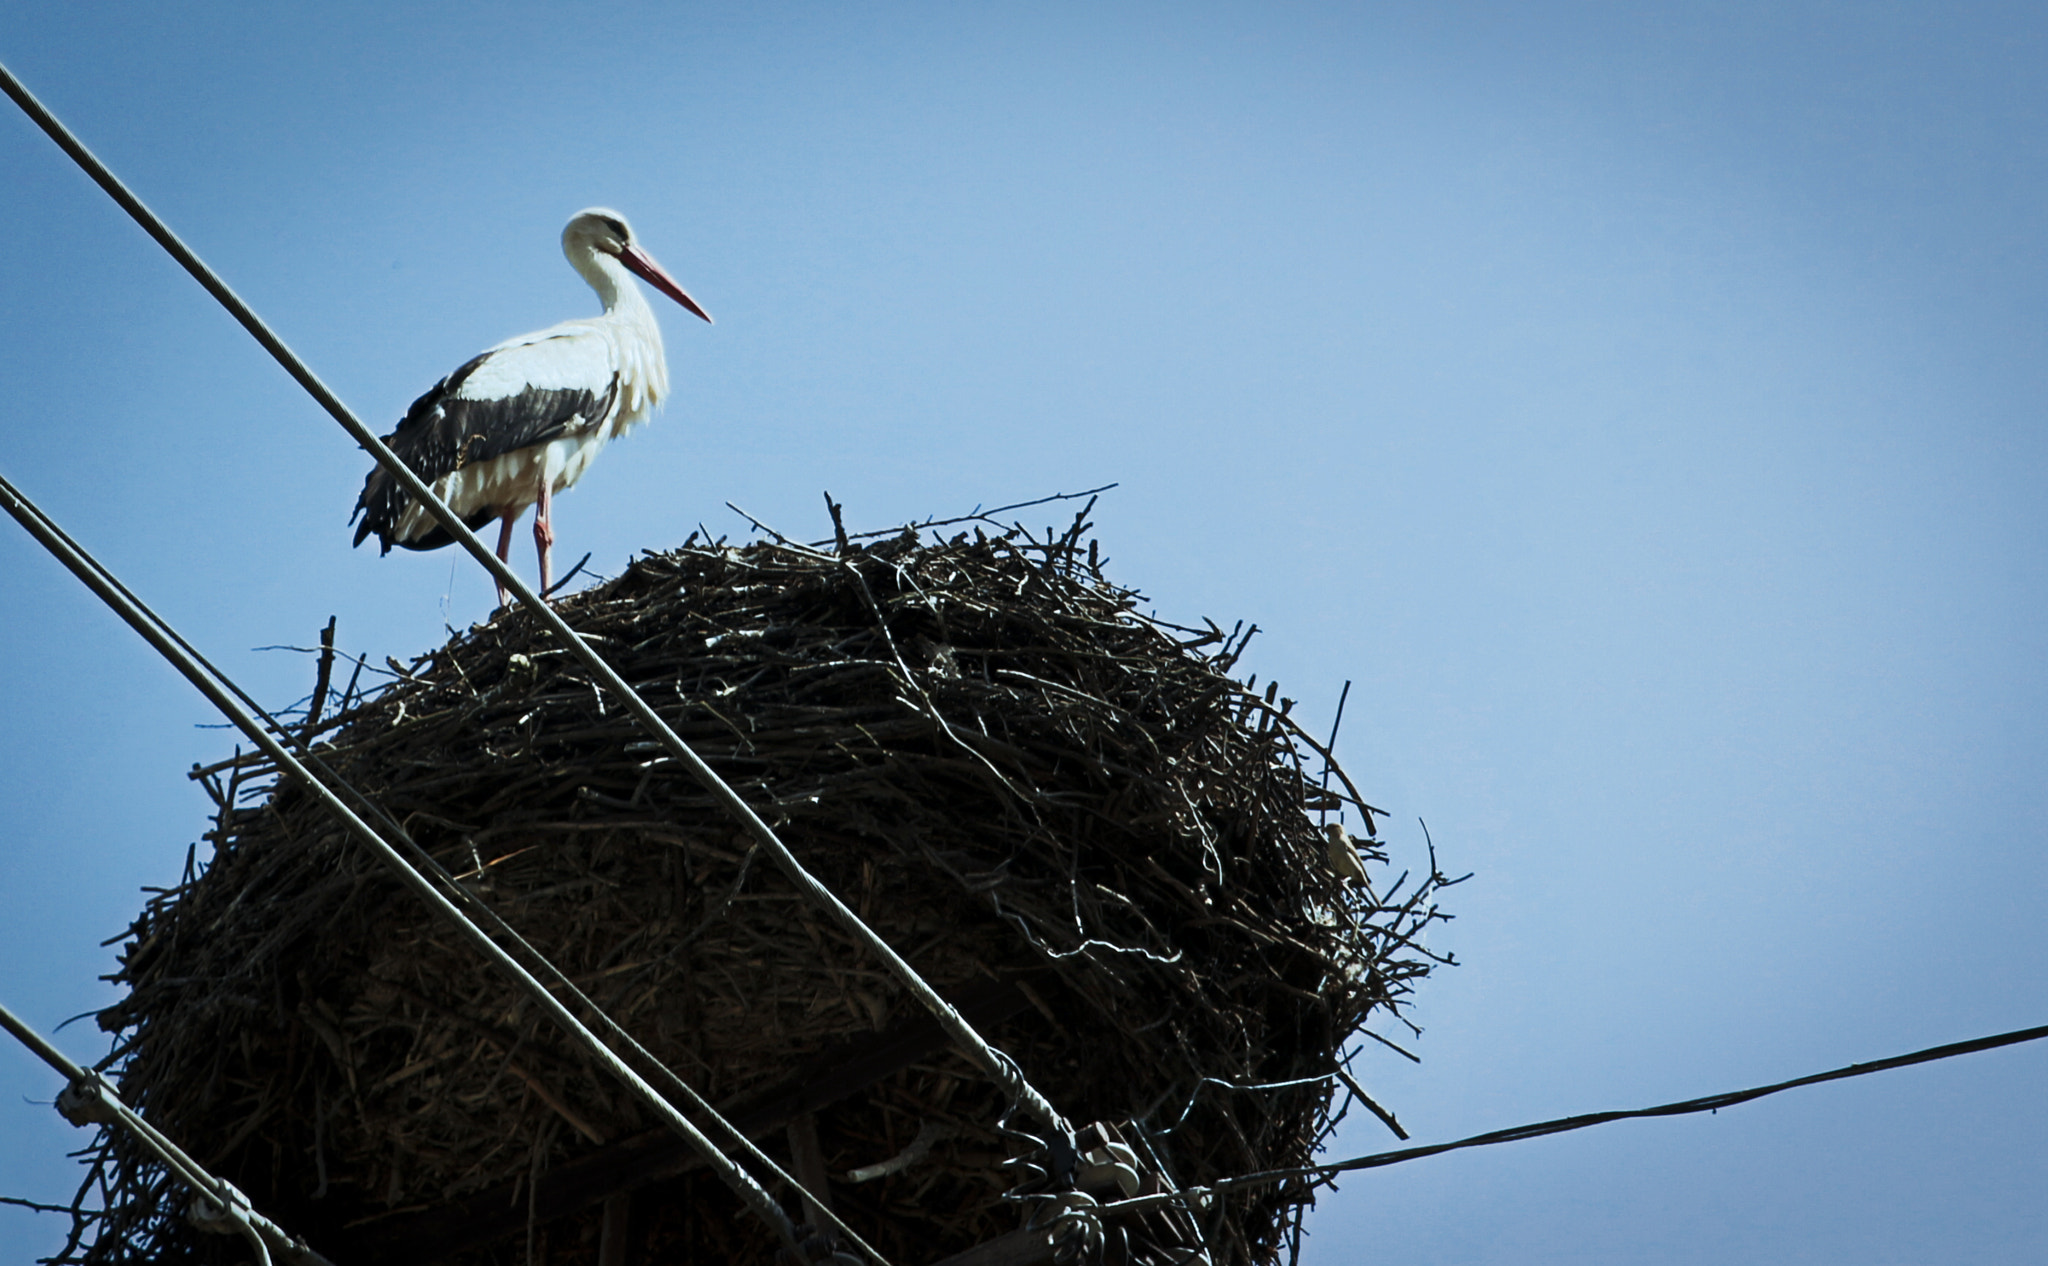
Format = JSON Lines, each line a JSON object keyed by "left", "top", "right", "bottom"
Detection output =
{"left": 785, "top": 1111, "right": 834, "bottom": 1233}
{"left": 597, "top": 1193, "right": 633, "bottom": 1266}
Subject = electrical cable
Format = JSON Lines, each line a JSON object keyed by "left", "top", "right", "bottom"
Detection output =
{"left": 0, "top": 466, "right": 808, "bottom": 1258}
{"left": 0, "top": 55, "right": 1070, "bottom": 1147}
{"left": 0, "top": 470, "right": 892, "bottom": 1264}
{"left": 1095, "top": 1019, "right": 2048, "bottom": 1218}
{"left": 0, "top": 995, "right": 331, "bottom": 1266}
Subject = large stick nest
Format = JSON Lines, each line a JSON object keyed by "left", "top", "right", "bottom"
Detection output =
{"left": 59, "top": 510, "right": 1454, "bottom": 1266}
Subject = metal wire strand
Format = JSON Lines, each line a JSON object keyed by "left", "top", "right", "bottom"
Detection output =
{"left": 0, "top": 996, "right": 327, "bottom": 1266}
{"left": 0, "top": 466, "right": 810, "bottom": 1258}
{"left": 0, "top": 470, "right": 895, "bottom": 1266}
{"left": 1096, "top": 1018, "right": 2048, "bottom": 1218}
{"left": 0, "top": 54, "right": 1071, "bottom": 1147}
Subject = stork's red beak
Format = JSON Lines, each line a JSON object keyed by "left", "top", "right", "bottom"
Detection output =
{"left": 619, "top": 244, "right": 713, "bottom": 324}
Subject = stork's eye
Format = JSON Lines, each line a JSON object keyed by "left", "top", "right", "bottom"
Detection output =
{"left": 600, "top": 217, "right": 629, "bottom": 242}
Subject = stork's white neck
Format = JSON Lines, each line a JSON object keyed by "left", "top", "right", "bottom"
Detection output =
{"left": 570, "top": 248, "right": 656, "bottom": 326}
{"left": 564, "top": 241, "right": 670, "bottom": 416}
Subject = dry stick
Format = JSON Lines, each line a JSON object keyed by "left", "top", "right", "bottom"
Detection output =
{"left": 305, "top": 616, "right": 337, "bottom": 735}
{"left": 0, "top": 58, "right": 1070, "bottom": 1145}
{"left": 808, "top": 484, "right": 1121, "bottom": 549}
{"left": 0, "top": 1196, "right": 79, "bottom": 1217}
{"left": 1316, "top": 679, "right": 1350, "bottom": 828}
{"left": 824, "top": 491, "right": 852, "bottom": 553}
{"left": 543, "top": 552, "right": 595, "bottom": 598}
{"left": 726, "top": 502, "right": 834, "bottom": 559}
{"left": 1331, "top": 1065, "right": 1406, "bottom": 1142}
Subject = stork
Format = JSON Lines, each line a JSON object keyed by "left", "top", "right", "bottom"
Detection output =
{"left": 351, "top": 208, "right": 711, "bottom": 606}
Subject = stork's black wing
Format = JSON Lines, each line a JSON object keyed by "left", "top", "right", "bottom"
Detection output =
{"left": 350, "top": 335, "right": 618, "bottom": 553}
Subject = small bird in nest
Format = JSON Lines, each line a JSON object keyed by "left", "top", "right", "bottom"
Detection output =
{"left": 1324, "top": 822, "right": 1369, "bottom": 885}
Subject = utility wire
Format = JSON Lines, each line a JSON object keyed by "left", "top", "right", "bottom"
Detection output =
{"left": 1097, "top": 1019, "right": 2048, "bottom": 1218}
{"left": 0, "top": 469, "right": 892, "bottom": 1265}
{"left": 0, "top": 995, "right": 333, "bottom": 1266}
{"left": 0, "top": 468, "right": 810, "bottom": 1258}
{"left": 0, "top": 56, "right": 1069, "bottom": 1147}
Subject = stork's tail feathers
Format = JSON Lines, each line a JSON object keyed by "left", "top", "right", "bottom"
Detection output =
{"left": 351, "top": 470, "right": 399, "bottom": 555}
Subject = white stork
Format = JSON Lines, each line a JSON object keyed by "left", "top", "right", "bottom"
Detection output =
{"left": 351, "top": 208, "right": 711, "bottom": 605}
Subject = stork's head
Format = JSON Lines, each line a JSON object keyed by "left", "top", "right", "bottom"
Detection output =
{"left": 563, "top": 207, "right": 713, "bottom": 323}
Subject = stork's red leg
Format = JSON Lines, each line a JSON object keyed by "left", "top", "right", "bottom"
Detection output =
{"left": 494, "top": 509, "right": 519, "bottom": 608}
{"left": 534, "top": 475, "right": 557, "bottom": 598}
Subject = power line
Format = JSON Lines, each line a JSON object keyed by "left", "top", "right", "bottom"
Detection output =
{"left": 0, "top": 996, "right": 334, "bottom": 1266}
{"left": 0, "top": 465, "right": 812, "bottom": 1258}
{"left": 0, "top": 470, "right": 893, "bottom": 1265}
{"left": 1096, "top": 1019, "right": 2048, "bottom": 1217}
{"left": 0, "top": 54, "right": 1070, "bottom": 1150}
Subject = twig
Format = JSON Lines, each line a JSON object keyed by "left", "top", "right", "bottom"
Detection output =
{"left": 824, "top": 491, "right": 850, "bottom": 553}
{"left": 1332, "top": 1064, "right": 1407, "bottom": 1140}
{"left": 805, "top": 484, "right": 1120, "bottom": 548}
{"left": 305, "top": 616, "right": 337, "bottom": 735}
{"left": 543, "top": 553, "right": 593, "bottom": 598}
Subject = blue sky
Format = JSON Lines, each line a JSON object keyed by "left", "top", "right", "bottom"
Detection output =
{"left": 3, "top": 2, "right": 2045, "bottom": 1262}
